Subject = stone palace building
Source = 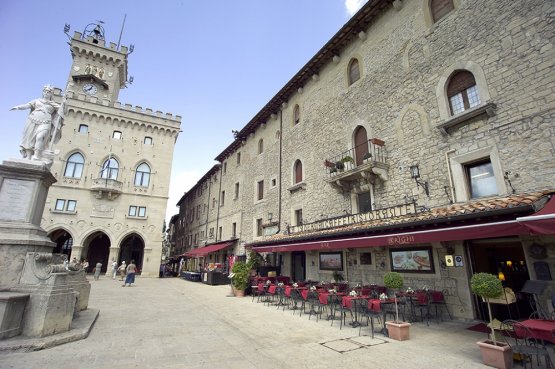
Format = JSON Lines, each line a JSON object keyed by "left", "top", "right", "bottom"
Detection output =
{"left": 44, "top": 24, "right": 181, "bottom": 277}
{"left": 175, "top": 0, "right": 554, "bottom": 321}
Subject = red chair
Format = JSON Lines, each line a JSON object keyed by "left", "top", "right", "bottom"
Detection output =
{"left": 266, "top": 284, "right": 277, "bottom": 306}
{"left": 430, "top": 290, "right": 451, "bottom": 321}
{"left": 252, "top": 283, "right": 266, "bottom": 303}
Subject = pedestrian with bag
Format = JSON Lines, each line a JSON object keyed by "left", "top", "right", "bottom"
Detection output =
{"left": 118, "top": 261, "right": 126, "bottom": 281}
{"left": 122, "top": 259, "right": 137, "bottom": 287}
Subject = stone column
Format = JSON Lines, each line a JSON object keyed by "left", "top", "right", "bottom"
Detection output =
{"left": 106, "top": 247, "right": 120, "bottom": 277}
{"left": 71, "top": 245, "right": 84, "bottom": 262}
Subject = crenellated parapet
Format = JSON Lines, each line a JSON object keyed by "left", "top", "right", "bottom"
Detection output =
{"left": 62, "top": 91, "right": 181, "bottom": 137}
{"left": 70, "top": 31, "right": 128, "bottom": 88}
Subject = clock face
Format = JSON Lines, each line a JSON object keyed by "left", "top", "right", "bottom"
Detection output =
{"left": 83, "top": 83, "right": 98, "bottom": 95}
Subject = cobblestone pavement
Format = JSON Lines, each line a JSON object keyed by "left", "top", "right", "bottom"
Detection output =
{"left": 0, "top": 276, "right": 519, "bottom": 368}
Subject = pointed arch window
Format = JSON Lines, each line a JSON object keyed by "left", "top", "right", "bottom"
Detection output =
{"left": 64, "top": 152, "right": 85, "bottom": 178}
{"left": 293, "top": 105, "right": 300, "bottom": 125}
{"left": 294, "top": 160, "right": 303, "bottom": 184}
{"left": 447, "top": 70, "right": 480, "bottom": 115}
{"left": 100, "top": 157, "right": 119, "bottom": 180}
{"left": 134, "top": 162, "right": 151, "bottom": 187}
{"left": 431, "top": 0, "right": 454, "bottom": 23}
{"left": 258, "top": 139, "right": 264, "bottom": 154}
{"left": 348, "top": 58, "right": 360, "bottom": 85}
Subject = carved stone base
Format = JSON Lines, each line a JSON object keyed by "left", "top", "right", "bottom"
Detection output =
{"left": 12, "top": 252, "right": 77, "bottom": 338}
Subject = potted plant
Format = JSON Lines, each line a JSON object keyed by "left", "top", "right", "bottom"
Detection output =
{"left": 231, "top": 261, "right": 250, "bottom": 297}
{"left": 470, "top": 273, "right": 512, "bottom": 369}
{"left": 332, "top": 270, "right": 344, "bottom": 283}
{"left": 383, "top": 271, "right": 411, "bottom": 340}
{"left": 335, "top": 161, "right": 344, "bottom": 171}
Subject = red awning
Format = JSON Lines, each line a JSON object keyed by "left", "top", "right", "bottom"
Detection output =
{"left": 184, "top": 241, "right": 234, "bottom": 257}
{"left": 253, "top": 219, "right": 533, "bottom": 253}
{"left": 517, "top": 196, "right": 555, "bottom": 235}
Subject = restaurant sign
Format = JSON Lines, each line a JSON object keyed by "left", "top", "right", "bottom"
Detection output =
{"left": 288, "top": 203, "right": 417, "bottom": 234}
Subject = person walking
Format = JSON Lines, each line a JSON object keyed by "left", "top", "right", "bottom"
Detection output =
{"left": 82, "top": 259, "right": 89, "bottom": 273}
{"left": 122, "top": 259, "right": 137, "bottom": 287}
{"left": 111, "top": 259, "right": 118, "bottom": 280}
{"left": 93, "top": 261, "right": 102, "bottom": 280}
{"left": 118, "top": 261, "right": 126, "bottom": 281}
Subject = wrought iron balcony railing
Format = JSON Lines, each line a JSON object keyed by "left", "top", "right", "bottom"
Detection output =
{"left": 324, "top": 138, "right": 389, "bottom": 185}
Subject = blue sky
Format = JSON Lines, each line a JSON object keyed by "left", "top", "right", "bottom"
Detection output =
{"left": 0, "top": 0, "right": 367, "bottom": 222}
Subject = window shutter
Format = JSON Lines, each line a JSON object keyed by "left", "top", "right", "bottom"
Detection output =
{"left": 447, "top": 70, "right": 476, "bottom": 97}
{"left": 431, "top": 0, "right": 454, "bottom": 23}
{"left": 349, "top": 59, "right": 360, "bottom": 85}
{"left": 295, "top": 160, "right": 303, "bottom": 183}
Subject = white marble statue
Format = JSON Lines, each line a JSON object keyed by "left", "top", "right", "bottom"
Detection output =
{"left": 10, "top": 85, "right": 64, "bottom": 161}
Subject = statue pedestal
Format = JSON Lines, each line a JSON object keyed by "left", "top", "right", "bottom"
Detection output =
{"left": 0, "top": 159, "right": 89, "bottom": 338}
{"left": 0, "top": 159, "right": 56, "bottom": 289}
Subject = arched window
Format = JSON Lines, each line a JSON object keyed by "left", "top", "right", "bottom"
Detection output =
{"left": 447, "top": 70, "right": 480, "bottom": 115}
{"left": 64, "top": 152, "right": 84, "bottom": 178}
{"left": 354, "top": 126, "right": 369, "bottom": 166}
{"left": 348, "top": 58, "right": 360, "bottom": 85}
{"left": 258, "top": 139, "right": 264, "bottom": 154}
{"left": 293, "top": 105, "right": 300, "bottom": 125}
{"left": 431, "top": 0, "right": 454, "bottom": 23}
{"left": 294, "top": 160, "right": 303, "bottom": 184}
{"left": 100, "top": 157, "right": 119, "bottom": 180}
{"left": 134, "top": 162, "right": 151, "bottom": 187}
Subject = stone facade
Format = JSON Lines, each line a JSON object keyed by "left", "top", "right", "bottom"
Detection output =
{"left": 43, "top": 29, "right": 181, "bottom": 277}
{"left": 176, "top": 0, "right": 555, "bottom": 320}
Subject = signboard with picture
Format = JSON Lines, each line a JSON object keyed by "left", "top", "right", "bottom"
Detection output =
{"left": 390, "top": 247, "right": 434, "bottom": 273}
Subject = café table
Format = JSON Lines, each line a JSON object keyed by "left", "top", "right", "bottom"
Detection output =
{"left": 517, "top": 319, "right": 555, "bottom": 344}
{"left": 342, "top": 296, "right": 370, "bottom": 329}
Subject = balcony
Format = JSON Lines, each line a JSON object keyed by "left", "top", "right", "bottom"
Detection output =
{"left": 324, "top": 138, "right": 389, "bottom": 192}
{"left": 90, "top": 177, "right": 123, "bottom": 200}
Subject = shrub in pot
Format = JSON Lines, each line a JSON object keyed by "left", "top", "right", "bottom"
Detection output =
{"left": 470, "top": 272, "right": 512, "bottom": 369}
{"left": 231, "top": 261, "right": 250, "bottom": 297}
{"left": 383, "top": 271, "right": 410, "bottom": 340}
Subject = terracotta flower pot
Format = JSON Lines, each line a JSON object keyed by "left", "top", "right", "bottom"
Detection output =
{"left": 476, "top": 340, "right": 513, "bottom": 369}
{"left": 385, "top": 321, "right": 411, "bottom": 341}
{"left": 234, "top": 289, "right": 245, "bottom": 297}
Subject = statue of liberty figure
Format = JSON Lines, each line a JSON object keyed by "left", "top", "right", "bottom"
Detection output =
{"left": 10, "top": 84, "right": 64, "bottom": 161}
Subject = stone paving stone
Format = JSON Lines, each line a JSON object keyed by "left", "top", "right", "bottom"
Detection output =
{"left": 2, "top": 276, "right": 545, "bottom": 369}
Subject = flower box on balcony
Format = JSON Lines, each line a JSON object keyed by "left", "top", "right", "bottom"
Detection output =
{"left": 371, "top": 138, "right": 385, "bottom": 146}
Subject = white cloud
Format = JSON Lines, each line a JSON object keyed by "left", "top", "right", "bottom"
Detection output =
{"left": 345, "top": 0, "right": 368, "bottom": 16}
{"left": 164, "top": 169, "right": 200, "bottom": 224}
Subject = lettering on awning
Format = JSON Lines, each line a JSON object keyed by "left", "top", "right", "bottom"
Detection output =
{"left": 387, "top": 235, "right": 415, "bottom": 245}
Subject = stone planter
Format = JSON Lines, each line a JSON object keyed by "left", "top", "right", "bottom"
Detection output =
{"left": 385, "top": 321, "right": 411, "bottom": 341}
{"left": 476, "top": 340, "right": 513, "bottom": 369}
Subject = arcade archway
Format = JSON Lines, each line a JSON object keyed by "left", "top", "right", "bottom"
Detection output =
{"left": 119, "top": 233, "right": 144, "bottom": 273}
{"left": 85, "top": 231, "right": 111, "bottom": 273}
{"left": 49, "top": 229, "right": 74, "bottom": 257}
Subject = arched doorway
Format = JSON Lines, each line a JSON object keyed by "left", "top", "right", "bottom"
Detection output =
{"left": 354, "top": 126, "right": 369, "bottom": 166}
{"left": 120, "top": 233, "right": 145, "bottom": 273}
{"left": 85, "top": 231, "right": 111, "bottom": 273}
{"left": 49, "top": 229, "right": 73, "bottom": 258}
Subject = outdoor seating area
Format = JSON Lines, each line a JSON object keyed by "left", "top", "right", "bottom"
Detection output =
{"left": 248, "top": 280, "right": 453, "bottom": 339}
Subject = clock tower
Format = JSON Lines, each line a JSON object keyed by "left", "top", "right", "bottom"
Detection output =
{"left": 42, "top": 23, "right": 181, "bottom": 277}
{"left": 66, "top": 23, "right": 128, "bottom": 102}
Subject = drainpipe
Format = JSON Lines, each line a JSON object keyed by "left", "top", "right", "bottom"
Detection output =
{"left": 445, "top": 149, "right": 456, "bottom": 203}
{"left": 215, "top": 166, "right": 222, "bottom": 242}
{"left": 204, "top": 175, "right": 212, "bottom": 242}
{"left": 277, "top": 108, "right": 283, "bottom": 234}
